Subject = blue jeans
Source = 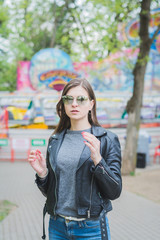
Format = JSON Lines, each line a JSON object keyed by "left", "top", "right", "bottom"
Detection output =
{"left": 48, "top": 215, "right": 111, "bottom": 240}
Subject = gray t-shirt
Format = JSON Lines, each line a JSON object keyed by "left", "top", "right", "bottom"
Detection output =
{"left": 56, "top": 128, "right": 91, "bottom": 217}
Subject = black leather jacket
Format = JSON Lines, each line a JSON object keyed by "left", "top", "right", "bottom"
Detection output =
{"left": 36, "top": 125, "right": 122, "bottom": 218}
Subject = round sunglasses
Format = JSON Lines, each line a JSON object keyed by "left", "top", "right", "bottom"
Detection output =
{"left": 62, "top": 95, "right": 88, "bottom": 105}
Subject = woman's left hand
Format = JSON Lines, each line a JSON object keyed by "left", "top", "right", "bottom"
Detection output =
{"left": 82, "top": 132, "right": 102, "bottom": 166}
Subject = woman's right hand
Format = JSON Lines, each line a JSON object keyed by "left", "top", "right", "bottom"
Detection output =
{"left": 28, "top": 149, "right": 48, "bottom": 178}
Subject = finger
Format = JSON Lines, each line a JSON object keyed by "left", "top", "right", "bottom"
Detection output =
{"left": 30, "top": 150, "right": 37, "bottom": 155}
{"left": 28, "top": 153, "right": 36, "bottom": 159}
{"left": 29, "top": 155, "right": 36, "bottom": 159}
{"left": 82, "top": 132, "right": 97, "bottom": 139}
{"left": 84, "top": 141, "right": 96, "bottom": 153}
{"left": 28, "top": 156, "right": 36, "bottom": 162}
{"left": 28, "top": 152, "right": 38, "bottom": 161}
{"left": 84, "top": 137, "right": 94, "bottom": 147}
{"left": 82, "top": 131, "right": 92, "bottom": 136}
{"left": 36, "top": 149, "right": 41, "bottom": 154}
{"left": 35, "top": 151, "right": 42, "bottom": 159}
{"left": 82, "top": 134, "right": 97, "bottom": 147}
{"left": 82, "top": 132, "right": 93, "bottom": 140}
{"left": 82, "top": 132, "right": 98, "bottom": 142}
{"left": 36, "top": 153, "right": 45, "bottom": 163}
{"left": 36, "top": 149, "right": 43, "bottom": 158}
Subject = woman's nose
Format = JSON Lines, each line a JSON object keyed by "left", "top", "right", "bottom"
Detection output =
{"left": 72, "top": 98, "right": 78, "bottom": 106}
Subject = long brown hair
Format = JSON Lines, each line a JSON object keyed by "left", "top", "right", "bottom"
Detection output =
{"left": 53, "top": 78, "right": 100, "bottom": 134}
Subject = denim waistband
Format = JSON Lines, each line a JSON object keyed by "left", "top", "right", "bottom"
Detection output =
{"left": 58, "top": 214, "right": 86, "bottom": 221}
{"left": 42, "top": 204, "right": 108, "bottom": 240}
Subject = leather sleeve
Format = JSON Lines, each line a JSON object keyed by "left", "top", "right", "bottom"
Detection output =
{"left": 94, "top": 134, "right": 122, "bottom": 200}
{"left": 35, "top": 172, "right": 49, "bottom": 197}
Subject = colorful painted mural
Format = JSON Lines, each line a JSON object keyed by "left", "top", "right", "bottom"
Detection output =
{"left": 17, "top": 61, "right": 33, "bottom": 91}
{"left": 39, "top": 69, "right": 79, "bottom": 92}
{"left": 74, "top": 48, "right": 140, "bottom": 92}
{"left": 17, "top": 48, "right": 160, "bottom": 93}
{"left": 29, "top": 48, "right": 77, "bottom": 91}
{"left": 124, "top": 8, "right": 160, "bottom": 52}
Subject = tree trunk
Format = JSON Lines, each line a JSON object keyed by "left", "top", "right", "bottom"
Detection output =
{"left": 122, "top": 64, "right": 147, "bottom": 174}
{"left": 50, "top": 0, "right": 75, "bottom": 48}
{"left": 50, "top": 1, "right": 58, "bottom": 48}
{"left": 122, "top": 0, "right": 152, "bottom": 175}
{"left": 50, "top": 19, "right": 57, "bottom": 48}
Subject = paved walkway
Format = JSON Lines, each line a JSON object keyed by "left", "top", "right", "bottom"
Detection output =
{"left": 0, "top": 162, "right": 160, "bottom": 240}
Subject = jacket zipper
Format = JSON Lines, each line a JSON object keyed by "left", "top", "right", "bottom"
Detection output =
{"left": 49, "top": 149, "right": 58, "bottom": 216}
{"left": 87, "top": 174, "right": 94, "bottom": 218}
{"left": 53, "top": 171, "right": 57, "bottom": 215}
{"left": 100, "top": 164, "right": 119, "bottom": 185}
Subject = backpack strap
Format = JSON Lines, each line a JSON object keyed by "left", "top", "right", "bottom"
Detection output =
{"left": 99, "top": 209, "right": 108, "bottom": 240}
{"left": 42, "top": 203, "right": 47, "bottom": 239}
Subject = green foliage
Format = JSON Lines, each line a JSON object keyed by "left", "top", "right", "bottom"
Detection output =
{"left": 89, "top": 0, "right": 141, "bottom": 54}
{"left": 0, "top": 3, "right": 9, "bottom": 38}
{"left": 137, "top": 54, "right": 150, "bottom": 66}
{"left": 130, "top": 171, "right": 135, "bottom": 176}
{"left": 0, "top": 58, "right": 17, "bottom": 92}
{"left": 0, "top": 0, "right": 159, "bottom": 92}
{"left": 0, "top": 0, "right": 76, "bottom": 91}
{"left": 0, "top": 200, "right": 17, "bottom": 221}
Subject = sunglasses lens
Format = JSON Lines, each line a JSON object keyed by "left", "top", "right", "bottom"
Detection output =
{"left": 77, "top": 96, "right": 88, "bottom": 105}
{"left": 62, "top": 96, "right": 73, "bottom": 104}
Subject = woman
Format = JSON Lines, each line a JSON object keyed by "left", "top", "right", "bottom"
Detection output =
{"left": 28, "top": 78, "right": 122, "bottom": 240}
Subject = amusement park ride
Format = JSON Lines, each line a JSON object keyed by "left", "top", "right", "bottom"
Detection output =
{"left": 0, "top": 9, "right": 160, "bottom": 130}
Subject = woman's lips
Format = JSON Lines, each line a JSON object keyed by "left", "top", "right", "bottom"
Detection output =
{"left": 71, "top": 110, "right": 79, "bottom": 113}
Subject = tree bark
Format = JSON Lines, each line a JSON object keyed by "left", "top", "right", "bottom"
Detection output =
{"left": 50, "top": 1, "right": 58, "bottom": 48}
{"left": 122, "top": 0, "right": 152, "bottom": 175}
{"left": 50, "top": 0, "right": 75, "bottom": 48}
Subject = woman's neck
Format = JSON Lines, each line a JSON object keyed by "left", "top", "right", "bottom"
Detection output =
{"left": 70, "top": 120, "right": 91, "bottom": 131}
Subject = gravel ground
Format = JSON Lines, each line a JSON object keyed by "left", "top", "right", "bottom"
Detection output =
{"left": 122, "top": 164, "right": 160, "bottom": 204}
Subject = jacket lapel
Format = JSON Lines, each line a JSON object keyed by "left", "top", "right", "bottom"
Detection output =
{"left": 77, "top": 126, "right": 107, "bottom": 171}
{"left": 77, "top": 144, "right": 91, "bottom": 170}
{"left": 48, "top": 130, "right": 66, "bottom": 170}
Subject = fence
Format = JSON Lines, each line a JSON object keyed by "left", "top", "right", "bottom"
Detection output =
{"left": 0, "top": 128, "right": 160, "bottom": 164}
{"left": 0, "top": 135, "right": 48, "bottom": 162}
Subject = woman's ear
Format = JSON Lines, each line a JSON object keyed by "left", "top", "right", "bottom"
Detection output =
{"left": 90, "top": 99, "right": 94, "bottom": 110}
